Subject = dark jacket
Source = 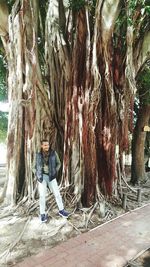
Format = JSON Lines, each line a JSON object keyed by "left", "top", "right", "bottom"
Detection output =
{"left": 36, "top": 150, "right": 61, "bottom": 182}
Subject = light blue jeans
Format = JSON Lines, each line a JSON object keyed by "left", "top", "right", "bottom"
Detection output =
{"left": 38, "top": 174, "right": 64, "bottom": 214}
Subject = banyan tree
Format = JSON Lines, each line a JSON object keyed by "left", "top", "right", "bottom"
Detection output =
{"left": 0, "top": 0, "right": 150, "bottom": 207}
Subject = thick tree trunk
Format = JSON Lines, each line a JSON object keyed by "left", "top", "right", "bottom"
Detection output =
{"left": 131, "top": 105, "right": 150, "bottom": 184}
{"left": 61, "top": 0, "right": 123, "bottom": 205}
{"left": 39, "top": 0, "right": 137, "bottom": 206}
{"left": 65, "top": 8, "right": 97, "bottom": 206}
{"left": 1, "top": 0, "right": 150, "bottom": 207}
{"left": 92, "top": 0, "right": 121, "bottom": 196}
{"left": 5, "top": 8, "right": 24, "bottom": 204}
{"left": 45, "top": 0, "right": 122, "bottom": 206}
{"left": 4, "top": 0, "right": 52, "bottom": 205}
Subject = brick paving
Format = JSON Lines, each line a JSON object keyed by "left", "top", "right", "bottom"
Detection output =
{"left": 15, "top": 203, "right": 150, "bottom": 267}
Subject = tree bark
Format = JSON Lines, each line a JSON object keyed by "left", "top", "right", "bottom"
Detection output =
{"left": 4, "top": 0, "right": 53, "bottom": 205}
{"left": 1, "top": 0, "right": 150, "bottom": 207}
{"left": 131, "top": 106, "right": 150, "bottom": 184}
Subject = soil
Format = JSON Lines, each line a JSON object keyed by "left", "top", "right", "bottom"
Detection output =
{"left": 0, "top": 166, "right": 150, "bottom": 267}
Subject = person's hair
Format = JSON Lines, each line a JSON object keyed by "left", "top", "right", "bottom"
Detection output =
{"left": 41, "top": 139, "right": 49, "bottom": 144}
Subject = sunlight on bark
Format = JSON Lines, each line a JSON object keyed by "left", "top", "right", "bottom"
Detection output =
{"left": 101, "top": 0, "right": 120, "bottom": 34}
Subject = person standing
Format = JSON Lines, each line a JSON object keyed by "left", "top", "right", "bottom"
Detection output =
{"left": 36, "top": 139, "right": 69, "bottom": 222}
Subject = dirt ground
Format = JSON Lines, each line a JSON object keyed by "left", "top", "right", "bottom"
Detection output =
{"left": 0, "top": 167, "right": 150, "bottom": 267}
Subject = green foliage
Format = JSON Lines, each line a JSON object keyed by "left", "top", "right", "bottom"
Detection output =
{"left": 68, "top": 0, "right": 96, "bottom": 11}
{"left": 68, "top": 0, "right": 86, "bottom": 11}
{"left": 39, "top": 0, "right": 48, "bottom": 34}
{"left": 127, "top": 0, "right": 150, "bottom": 27}
{"left": 127, "top": 0, "right": 137, "bottom": 25}
{"left": 137, "top": 65, "right": 150, "bottom": 105}
{"left": 129, "top": 0, "right": 137, "bottom": 11}
{"left": 0, "top": 37, "right": 7, "bottom": 101}
{"left": 88, "top": 0, "right": 97, "bottom": 10}
{"left": 0, "top": 54, "right": 7, "bottom": 101}
{"left": 0, "top": 111, "right": 8, "bottom": 141}
{"left": 127, "top": 17, "right": 132, "bottom": 26}
{"left": 145, "top": 5, "right": 150, "bottom": 15}
{"left": 3, "top": 0, "right": 14, "bottom": 13}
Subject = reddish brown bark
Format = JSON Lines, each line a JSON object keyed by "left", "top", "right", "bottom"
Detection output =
{"left": 2, "top": 0, "right": 149, "bottom": 207}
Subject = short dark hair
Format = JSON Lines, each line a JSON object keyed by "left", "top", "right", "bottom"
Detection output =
{"left": 41, "top": 139, "right": 49, "bottom": 143}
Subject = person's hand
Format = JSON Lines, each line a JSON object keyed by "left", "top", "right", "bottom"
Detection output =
{"left": 38, "top": 178, "right": 43, "bottom": 183}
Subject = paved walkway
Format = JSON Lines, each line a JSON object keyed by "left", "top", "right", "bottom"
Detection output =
{"left": 15, "top": 204, "right": 150, "bottom": 267}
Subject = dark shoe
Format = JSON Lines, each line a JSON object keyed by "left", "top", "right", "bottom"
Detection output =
{"left": 40, "top": 214, "right": 48, "bottom": 223}
{"left": 59, "top": 209, "right": 69, "bottom": 218}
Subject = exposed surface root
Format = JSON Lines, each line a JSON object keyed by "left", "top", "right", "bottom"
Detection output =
{"left": 0, "top": 173, "right": 150, "bottom": 266}
{"left": 0, "top": 217, "right": 31, "bottom": 260}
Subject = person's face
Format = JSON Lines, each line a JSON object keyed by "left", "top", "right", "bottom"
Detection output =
{"left": 41, "top": 141, "right": 50, "bottom": 152}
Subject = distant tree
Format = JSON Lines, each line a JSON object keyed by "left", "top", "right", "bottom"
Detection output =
{"left": 131, "top": 65, "right": 150, "bottom": 184}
